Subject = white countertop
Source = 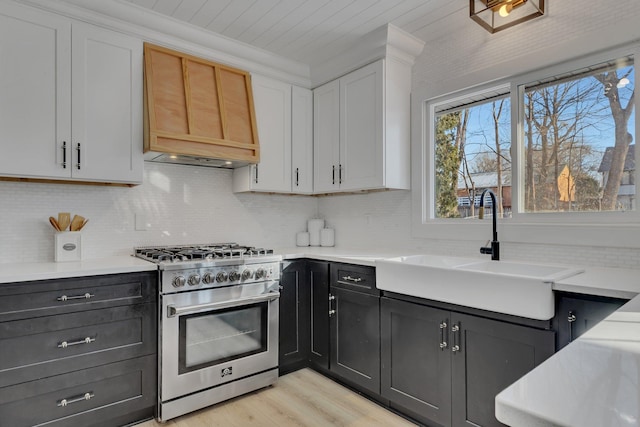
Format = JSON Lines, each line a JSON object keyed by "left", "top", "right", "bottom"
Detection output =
{"left": 0, "top": 256, "right": 156, "bottom": 283}
{"left": 496, "top": 295, "right": 640, "bottom": 427}
{"left": 277, "top": 246, "right": 415, "bottom": 267}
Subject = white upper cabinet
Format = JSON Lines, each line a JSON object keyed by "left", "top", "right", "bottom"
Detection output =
{"left": 291, "top": 86, "right": 314, "bottom": 194}
{"left": 0, "top": 3, "right": 71, "bottom": 180}
{"left": 313, "top": 59, "right": 411, "bottom": 193}
{"left": 233, "top": 76, "right": 313, "bottom": 194}
{"left": 0, "top": 3, "right": 143, "bottom": 185}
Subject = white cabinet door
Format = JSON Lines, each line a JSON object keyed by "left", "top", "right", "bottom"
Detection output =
{"left": 71, "top": 22, "right": 143, "bottom": 184}
{"left": 313, "top": 80, "right": 340, "bottom": 193}
{"left": 249, "top": 75, "right": 292, "bottom": 192}
{"left": 291, "top": 86, "right": 313, "bottom": 194}
{"left": 0, "top": 3, "right": 71, "bottom": 179}
{"left": 339, "top": 60, "right": 384, "bottom": 191}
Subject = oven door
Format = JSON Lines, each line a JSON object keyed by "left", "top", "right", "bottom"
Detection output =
{"left": 160, "top": 281, "right": 279, "bottom": 401}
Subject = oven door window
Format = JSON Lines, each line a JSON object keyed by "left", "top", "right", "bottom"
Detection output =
{"left": 178, "top": 301, "right": 268, "bottom": 374}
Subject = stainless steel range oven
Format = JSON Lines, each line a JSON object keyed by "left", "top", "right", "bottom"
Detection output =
{"left": 134, "top": 244, "right": 281, "bottom": 422}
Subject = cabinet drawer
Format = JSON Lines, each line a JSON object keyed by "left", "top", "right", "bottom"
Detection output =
{"left": 0, "top": 355, "right": 156, "bottom": 427}
{"left": 0, "top": 303, "right": 156, "bottom": 388}
{"left": 0, "top": 271, "right": 156, "bottom": 321}
{"left": 330, "top": 263, "right": 378, "bottom": 295}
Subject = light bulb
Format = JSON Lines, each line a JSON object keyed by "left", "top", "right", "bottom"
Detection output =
{"left": 498, "top": 4, "right": 512, "bottom": 17}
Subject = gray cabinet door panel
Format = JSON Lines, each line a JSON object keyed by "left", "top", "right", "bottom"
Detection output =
{"left": 309, "top": 261, "right": 330, "bottom": 369}
{"left": 381, "top": 297, "right": 451, "bottom": 426}
{"left": 0, "top": 355, "right": 156, "bottom": 427}
{"left": 0, "top": 303, "right": 156, "bottom": 388}
{"left": 279, "top": 261, "right": 310, "bottom": 371}
{"left": 330, "top": 286, "right": 380, "bottom": 394}
{"left": 451, "top": 312, "right": 555, "bottom": 427}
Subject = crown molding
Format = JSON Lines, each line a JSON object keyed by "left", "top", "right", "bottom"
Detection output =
{"left": 310, "top": 23, "right": 425, "bottom": 88}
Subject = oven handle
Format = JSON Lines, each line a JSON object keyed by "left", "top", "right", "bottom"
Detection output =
{"left": 166, "top": 291, "right": 280, "bottom": 318}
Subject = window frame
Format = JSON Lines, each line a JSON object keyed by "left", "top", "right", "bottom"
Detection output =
{"left": 412, "top": 43, "right": 640, "bottom": 247}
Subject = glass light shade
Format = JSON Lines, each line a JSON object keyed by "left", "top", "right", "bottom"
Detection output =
{"left": 470, "top": 0, "right": 545, "bottom": 33}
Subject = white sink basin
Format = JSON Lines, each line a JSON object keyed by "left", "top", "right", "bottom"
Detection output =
{"left": 376, "top": 255, "right": 584, "bottom": 320}
{"left": 454, "top": 260, "right": 584, "bottom": 281}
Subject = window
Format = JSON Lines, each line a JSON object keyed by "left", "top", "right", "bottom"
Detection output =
{"left": 522, "top": 57, "right": 635, "bottom": 213}
{"left": 430, "top": 54, "right": 635, "bottom": 220}
{"left": 434, "top": 93, "right": 511, "bottom": 219}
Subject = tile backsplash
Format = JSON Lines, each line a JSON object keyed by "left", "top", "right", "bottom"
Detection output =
{"left": 0, "top": 162, "right": 318, "bottom": 263}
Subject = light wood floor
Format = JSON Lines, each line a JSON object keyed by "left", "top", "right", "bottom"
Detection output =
{"left": 137, "top": 368, "right": 417, "bottom": 427}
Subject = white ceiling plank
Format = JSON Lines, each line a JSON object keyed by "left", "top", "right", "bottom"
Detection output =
{"left": 127, "top": 0, "right": 158, "bottom": 9}
{"left": 233, "top": 0, "right": 306, "bottom": 47}
{"left": 257, "top": 0, "right": 335, "bottom": 51}
{"left": 205, "top": 0, "right": 258, "bottom": 34}
{"left": 222, "top": 0, "right": 281, "bottom": 40}
{"left": 152, "top": 0, "right": 181, "bottom": 16}
{"left": 188, "top": 0, "right": 233, "bottom": 27}
{"left": 263, "top": 0, "right": 355, "bottom": 53}
{"left": 287, "top": 0, "right": 385, "bottom": 62}
{"left": 170, "top": 0, "right": 208, "bottom": 22}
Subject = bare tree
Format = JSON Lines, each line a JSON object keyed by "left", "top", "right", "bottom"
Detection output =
{"left": 594, "top": 70, "right": 635, "bottom": 211}
{"left": 492, "top": 99, "right": 506, "bottom": 216}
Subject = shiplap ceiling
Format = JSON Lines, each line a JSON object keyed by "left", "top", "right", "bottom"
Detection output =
{"left": 122, "top": 0, "right": 465, "bottom": 66}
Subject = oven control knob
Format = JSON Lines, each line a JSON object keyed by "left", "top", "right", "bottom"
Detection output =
{"left": 255, "top": 268, "right": 266, "bottom": 279}
{"left": 241, "top": 269, "right": 252, "bottom": 281}
{"left": 172, "top": 276, "right": 186, "bottom": 288}
{"left": 216, "top": 272, "right": 228, "bottom": 283}
{"left": 188, "top": 274, "right": 201, "bottom": 286}
{"left": 228, "top": 271, "right": 240, "bottom": 282}
{"left": 202, "top": 272, "right": 214, "bottom": 284}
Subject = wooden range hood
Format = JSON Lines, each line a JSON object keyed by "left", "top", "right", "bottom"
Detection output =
{"left": 143, "top": 43, "right": 260, "bottom": 168}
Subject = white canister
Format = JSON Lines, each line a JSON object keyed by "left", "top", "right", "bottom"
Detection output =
{"left": 320, "top": 228, "right": 335, "bottom": 247}
{"left": 307, "top": 219, "right": 325, "bottom": 246}
{"left": 296, "top": 231, "right": 310, "bottom": 247}
{"left": 55, "top": 231, "right": 82, "bottom": 262}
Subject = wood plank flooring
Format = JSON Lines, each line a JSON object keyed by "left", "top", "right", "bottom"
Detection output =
{"left": 137, "top": 368, "right": 417, "bottom": 426}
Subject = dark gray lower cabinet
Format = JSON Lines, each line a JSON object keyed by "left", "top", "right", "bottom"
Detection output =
{"left": 553, "top": 292, "right": 628, "bottom": 350}
{"left": 381, "top": 297, "right": 555, "bottom": 427}
{"left": 0, "top": 271, "right": 157, "bottom": 427}
{"left": 279, "top": 261, "right": 310, "bottom": 373}
{"left": 330, "top": 286, "right": 380, "bottom": 395}
{"left": 381, "top": 297, "right": 451, "bottom": 426}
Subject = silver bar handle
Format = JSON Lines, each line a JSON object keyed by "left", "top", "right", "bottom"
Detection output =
{"left": 58, "top": 336, "right": 95, "bottom": 348}
{"left": 57, "top": 293, "right": 94, "bottom": 302}
{"left": 439, "top": 321, "right": 448, "bottom": 350}
{"left": 167, "top": 291, "right": 280, "bottom": 318}
{"left": 58, "top": 392, "right": 94, "bottom": 407}
{"left": 76, "top": 142, "right": 81, "bottom": 170}
{"left": 254, "top": 164, "right": 259, "bottom": 184}
{"left": 451, "top": 323, "right": 460, "bottom": 353}
{"left": 341, "top": 276, "right": 362, "bottom": 283}
{"left": 568, "top": 310, "right": 576, "bottom": 342}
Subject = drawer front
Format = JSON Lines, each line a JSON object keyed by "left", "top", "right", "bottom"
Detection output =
{"left": 0, "top": 303, "right": 156, "bottom": 388}
{"left": 0, "top": 271, "right": 156, "bottom": 321}
{"left": 0, "top": 355, "right": 157, "bottom": 427}
{"left": 330, "top": 263, "right": 378, "bottom": 295}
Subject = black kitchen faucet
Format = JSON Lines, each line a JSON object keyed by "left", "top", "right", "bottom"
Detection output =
{"left": 478, "top": 189, "right": 500, "bottom": 261}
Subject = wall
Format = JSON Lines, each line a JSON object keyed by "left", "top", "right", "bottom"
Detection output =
{"left": 319, "top": 0, "right": 640, "bottom": 269}
{"left": 0, "top": 163, "right": 317, "bottom": 263}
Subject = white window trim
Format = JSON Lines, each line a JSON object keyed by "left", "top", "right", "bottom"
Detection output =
{"left": 411, "top": 44, "right": 640, "bottom": 248}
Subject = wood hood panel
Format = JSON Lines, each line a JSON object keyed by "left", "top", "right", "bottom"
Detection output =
{"left": 143, "top": 43, "right": 260, "bottom": 166}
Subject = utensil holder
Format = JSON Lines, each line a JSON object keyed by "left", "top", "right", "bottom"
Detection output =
{"left": 55, "top": 232, "right": 82, "bottom": 262}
